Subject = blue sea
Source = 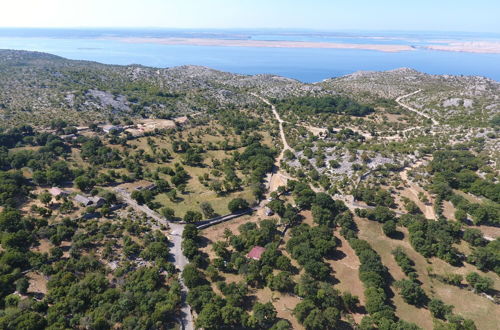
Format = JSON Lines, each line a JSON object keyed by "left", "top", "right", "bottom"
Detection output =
{"left": 0, "top": 28, "right": 499, "bottom": 82}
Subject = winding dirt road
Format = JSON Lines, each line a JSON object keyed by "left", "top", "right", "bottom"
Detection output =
{"left": 396, "top": 90, "right": 439, "bottom": 125}
{"left": 251, "top": 93, "right": 291, "bottom": 152}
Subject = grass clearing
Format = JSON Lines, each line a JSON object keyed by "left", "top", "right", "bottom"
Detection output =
{"left": 328, "top": 230, "right": 367, "bottom": 323}
{"left": 354, "top": 216, "right": 500, "bottom": 330}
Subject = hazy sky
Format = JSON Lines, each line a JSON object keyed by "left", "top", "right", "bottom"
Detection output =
{"left": 1, "top": 0, "right": 499, "bottom": 33}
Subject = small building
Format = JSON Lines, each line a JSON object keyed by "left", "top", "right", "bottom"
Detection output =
{"left": 60, "top": 134, "right": 77, "bottom": 140}
{"left": 90, "top": 196, "right": 106, "bottom": 207}
{"left": 174, "top": 116, "right": 189, "bottom": 126}
{"left": 134, "top": 183, "right": 156, "bottom": 191}
{"left": 143, "top": 183, "right": 157, "bottom": 191}
{"left": 49, "top": 187, "right": 69, "bottom": 198}
{"left": 74, "top": 194, "right": 92, "bottom": 206}
{"left": 102, "top": 125, "right": 123, "bottom": 134}
{"left": 264, "top": 207, "right": 274, "bottom": 216}
{"left": 246, "top": 246, "right": 266, "bottom": 261}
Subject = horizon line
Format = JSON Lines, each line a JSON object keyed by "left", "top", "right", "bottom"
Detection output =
{"left": 0, "top": 26, "right": 499, "bottom": 35}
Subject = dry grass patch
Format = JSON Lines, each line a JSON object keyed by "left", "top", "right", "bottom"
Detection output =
{"left": 354, "top": 216, "right": 500, "bottom": 330}
{"left": 250, "top": 287, "right": 303, "bottom": 330}
{"left": 27, "top": 271, "right": 48, "bottom": 296}
{"left": 327, "top": 230, "right": 367, "bottom": 323}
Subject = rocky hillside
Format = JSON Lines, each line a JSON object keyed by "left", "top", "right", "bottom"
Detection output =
{"left": 0, "top": 50, "right": 498, "bottom": 128}
{"left": 321, "top": 68, "right": 500, "bottom": 126}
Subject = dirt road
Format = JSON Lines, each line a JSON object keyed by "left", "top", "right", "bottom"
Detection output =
{"left": 396, "top": 90, "right": 439, "bottom": 125}
{"left": 398, "top": 159, "right": 436, "bottom": 219}
{"left": 251, "top": 93, "right": 291, "bottom": 152}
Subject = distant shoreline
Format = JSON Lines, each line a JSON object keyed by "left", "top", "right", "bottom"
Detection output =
{"left": 103, "top": 37, "right": 415, "bottom": 53}
{"left": 102, "top": 37, "right": 500, "bottom": 54}
{"left": 425, "top": 41, "right": 500, "bottom": 54}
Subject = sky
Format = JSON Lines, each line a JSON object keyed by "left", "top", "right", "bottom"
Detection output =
{"left": 0, "top": 0, "right": 499, "bottom": 33}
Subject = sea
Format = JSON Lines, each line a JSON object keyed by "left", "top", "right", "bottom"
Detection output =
{"left": 1, "top": 28, "right": 499, "bottom": 83}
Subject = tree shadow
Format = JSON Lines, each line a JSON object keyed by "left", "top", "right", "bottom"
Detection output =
{"left": 337, "top": 319, "right": 356, "bottom": 330}
{"left": 329, "top": 249, "right": 347, "bottom": 261}
{"left": 197, "top": 236, "right": 212, "bottom": 249}
{"left": 388, "top": 230, "right": 404, "bottom": 240}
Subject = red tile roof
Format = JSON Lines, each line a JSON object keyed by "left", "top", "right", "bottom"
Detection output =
{"left": 246, "top": 246, "right": 266, "bottom": 261}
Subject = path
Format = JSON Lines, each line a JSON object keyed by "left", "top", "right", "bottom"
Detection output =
{"left": 251, "top": 93, "right": 291, "bottom": 152}
{"left": 251, "top": 93, "right": 296, "bottom": 201}
{"left": 114, "top": 188, "right": 194, "bottom": 330}
{"left": 398, "top": 158, "right": 436, "bottom": 220}
{"left": 396, "top": 90, "right": 439, "bottom": 125}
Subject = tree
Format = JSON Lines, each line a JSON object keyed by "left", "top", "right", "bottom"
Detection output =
{"left": 200, "top": 202, "right": 215, "bottom": 219}
{"left": 140, "top": 242, "right": 169, "bottom": 261}
{"left": 268, "top": 271, "right": 295, "bottom": 292}
{"left": 303, "top": 308, "right": 328, "bottom": 330}
{"left": 342, "top": 292, "right": 359, "bottom": 312}
{"left": 465, "top": 272, "right": 493, "bottom": 293}
{"left": 196, "top": 303, "right": 222, "bottom": 330}
{"left": 0, "top": 310, "right": 47, "bottom": 329}
{"left": 276, "top": 255, "right": 293, "bottom": 272}
{"left": 364, "top": 287, "right": 387, "bottom": 314}
{"left": 311, "top": 205, "right": 334, "bottom": 227}
{"left": 50, "top": 246, "right": 63, "bottom": 260}
{"left": 293, "top": 299, "right": 316, "bottom": 323}
{"left": 271, "top": 319, "right": 291, "bottom": 330}
{"left": 267, "top": 199, "right": 286, "bottom": 217}
{"left": 382, "top": 220, "right": 397, "bottom": 237}
{"left": 394, "top": 279, "right": 428, "bottom": 306}
{"left": 228, "top": 198, "right": 249, "bottom": 213}
{"left": 252, "top": 302, "right": 277, "bottom": 329}
{"left": 428, "top": 298, "right": 453, "bottom": 319}
{"left": 74, "top": 175, "right": 95, "bottom": 192}
{"left": 184, "top": 211, "right": 202, "bottom": 223}
{"left": 182, "top": 264, "right": 206, "bottom": 289}
{"left": 39, "top": 192, "right": 52, "bottom": 206}
{"left": 167, "top": 189, "right": 178, "bottom": 202}
{"left": 182, "top": 224, "right": 199, "bottom": 240}
{"left": 455, "top": 209, "right": 467, "bottom": 222}
{"left": 284, "top": 149, "right": 295, "bottom": 160}
{"left": 0, "top": 208, "right": 23, "bottom": 232}
{"left": 160, "top": 207, "right": 175, "bottom": 219}
{"left": 15, "top": 277, "right": 30, "bottom": 294}
{"left": 187, "top": 285, "right": 215, "bottom": 313}
{"left": 462, "top": 228, "right": 484, "bottom": 246}
{"left": 221, "top": 305, "right": 244, "bottom": 326}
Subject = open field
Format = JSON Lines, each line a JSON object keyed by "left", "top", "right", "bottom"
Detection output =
{"left": 328, "top": 231, "right": 366, "bottom": 323}
{"left": 355, "top": 217, "right": 500, "bottom": 330}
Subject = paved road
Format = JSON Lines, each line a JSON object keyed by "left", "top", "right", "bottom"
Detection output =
{"left": 114, "top": 188, "right": 194, "bottom": 330}
{"left": 396, "top": 90, "right": 439, "bottom": 125}
{"left": 196, "top": 208, "right": 257, "bottom": 229}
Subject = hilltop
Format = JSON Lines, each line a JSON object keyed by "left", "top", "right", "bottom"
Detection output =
{"left": 0, "top": 50, "right": 498, "bottom": 128}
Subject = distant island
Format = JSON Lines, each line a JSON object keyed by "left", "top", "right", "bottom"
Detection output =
{"left": 108, "top": 36, "right": 500, "bottom": 54}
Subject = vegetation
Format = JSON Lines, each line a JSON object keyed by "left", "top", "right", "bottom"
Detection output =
{"left": 0, "top": 50, "right": 498, "bottom": 329}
